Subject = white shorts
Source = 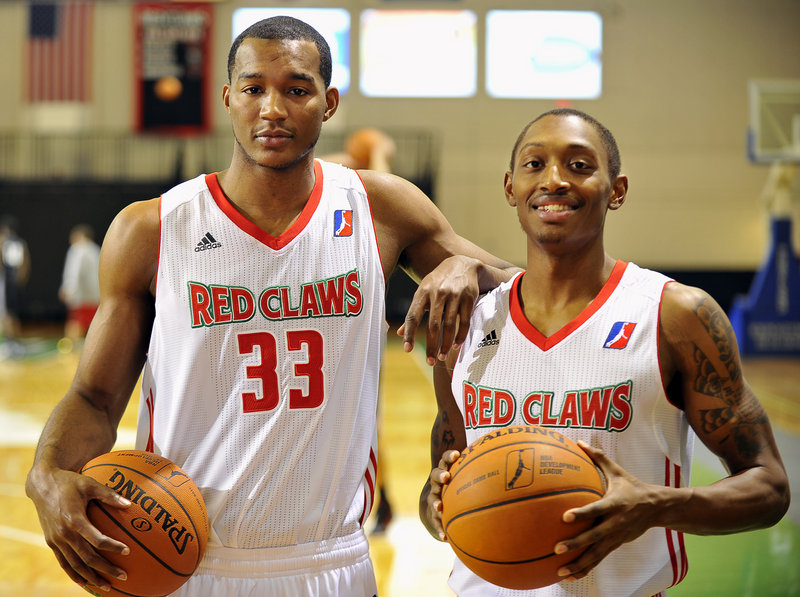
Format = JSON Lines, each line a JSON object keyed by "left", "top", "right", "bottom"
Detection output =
{"left": 170, "top": 530, "right": 377, "bottom": 597}
{"left": 448, "top": 558, "right": 668, "bottom": 597}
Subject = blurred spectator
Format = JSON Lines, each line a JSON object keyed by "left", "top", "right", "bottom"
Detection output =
{"left": 59, "top": 224, "right": 101, "bottom": 348}
{"left": 0, "top": 215, "right": 31, "bottom": 351}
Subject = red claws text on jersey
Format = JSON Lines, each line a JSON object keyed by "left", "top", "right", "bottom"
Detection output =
{"left": 462, "top": 380, "right": 633, "bottom": 432}
{"left": 188, "top": 269, "right": 363, "bottom": 327}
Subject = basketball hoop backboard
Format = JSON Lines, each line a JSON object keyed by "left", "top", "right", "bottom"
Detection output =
{"left": 748, "top": 79, "right": 800, "bottom": 163}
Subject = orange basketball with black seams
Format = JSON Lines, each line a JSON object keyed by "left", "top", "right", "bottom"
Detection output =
{"left": 441, "top": 426, "right": 605, "bottom": 590}
{"left": 80, "top": 450, "right": 209, "bottom": 597}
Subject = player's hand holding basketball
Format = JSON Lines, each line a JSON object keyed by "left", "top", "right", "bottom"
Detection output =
{"left": 26, "top": 464, "right": 131, "bottom": 591}
{"left": 423, "top": 449, "right": 461, "bottom": 540}
{"left": 554, "top": 441, "right": 668, "bottom": 581}
{"left": 400, "top": 255, "right": 483, "bottom": 365}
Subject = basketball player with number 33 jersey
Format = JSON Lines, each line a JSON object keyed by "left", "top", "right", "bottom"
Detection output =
{"left": 421, "top": 109, "right": 789, "bottom": 597}
{"left": 26, "top": 17, "right": 519, "bottom": 597}
{"left": 138, "top": 159, "right": 385, "bottom": 592}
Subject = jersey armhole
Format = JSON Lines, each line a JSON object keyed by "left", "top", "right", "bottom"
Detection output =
{"left": 657, "top": 280, "right": 685, "bottom": 410}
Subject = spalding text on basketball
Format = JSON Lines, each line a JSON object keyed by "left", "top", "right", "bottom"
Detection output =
{"left": 460, "top": 425, "right": 565, "bottom": 460}
{"left": 105, "top": 470, "right": 196, "bottom": 555}
{"left": 188, "top": 268, "right": 363, "bottom": 327}
{"left": 462, "top": 380, "right": 633, "bottom": 432}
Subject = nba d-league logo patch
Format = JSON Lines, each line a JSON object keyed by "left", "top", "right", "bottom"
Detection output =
{"left": 334, "top": 210, "right": 353, "bottom": 237}
{"left": 603, "top": 321, "right": 637, "bottom": 349}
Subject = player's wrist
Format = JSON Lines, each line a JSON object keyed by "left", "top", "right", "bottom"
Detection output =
{"left": 651, "top": 485, "right": 694, "bottom": 529}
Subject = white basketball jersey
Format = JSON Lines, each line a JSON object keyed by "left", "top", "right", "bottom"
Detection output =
{"left": 136, "top": 160, "right": 386, "bottom": 553}
{"left": 449, "top": 261, "right": 694, "bottom": 597}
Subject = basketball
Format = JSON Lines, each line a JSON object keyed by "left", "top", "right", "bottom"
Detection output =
{"left": 80, "top": 450, "right": 209, "bottom": 597}
{"left": 154, "top": 76, "right": 183, "bottom": 102}
{"left": 441, "top": 426, "right": 605, "bottom": 590}
{"left": 345, "top": 128, "right": 394, "bottom": 168}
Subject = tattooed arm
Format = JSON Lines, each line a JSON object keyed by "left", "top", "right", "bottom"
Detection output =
{"left": 420, "top": 356, "right": 468, "bottom": 541}
{"left": 552, "top": 283, "right": 790, "bottom": 582}
{"left": 654, "top": 282, "right": 789, "bottom": 532}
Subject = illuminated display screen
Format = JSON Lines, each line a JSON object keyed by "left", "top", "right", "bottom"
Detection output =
{"left": 359, "top": 9, "right": 477, "bottom": 98}
{"left": 486, "top": 10, "right": 602, "bottom": 99}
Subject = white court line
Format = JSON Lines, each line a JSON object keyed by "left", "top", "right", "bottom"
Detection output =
{"left": 0, "top": 408, "right": 44, "bottom": 447}
{"left": 410, "top": 343, "right": 435, "bottom": 385}
{"left": 0, "top": 483, "right": 27, "bottom": 498}
{"left": 0, "top": 406, "right": 137, "bottom": 448}
{"left": 0, "top": 524, "right": 47, "bottom": 548}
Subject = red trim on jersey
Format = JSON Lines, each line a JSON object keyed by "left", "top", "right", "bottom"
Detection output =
{"left": 359, "top": 447, "right": 378, "bottom": 527}
{"left": 145, "top": 388, "right": 155, "bottom": 453}
{"left": 664, "top": 459, "right": 689, "bottom": 587}
{"left": 360, "top": 490, "right": 368, "bottom": 528}
{"left": 664, "top": 460, "right": 679, "bottom": 585}
{"left": 204, "top": 161, "right": 324, "bottom": 250}
{"left": 678, "top": 526, "right": 688, "bottom": 582}
{"left": 155, "top": 195, "right": 163, "bottom": 298}
{"left": 354, "top": 168, "right": 388, "bottom": 289}
{"left": 510, "top": 260, "right": 628, "bottom": 351}
{"left": 657, "top": 280, "right": 686, "bottom": 410}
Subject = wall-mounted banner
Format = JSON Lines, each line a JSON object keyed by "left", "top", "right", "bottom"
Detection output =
{"left": 134, "top": 2, "right": 213, "bottom": 133}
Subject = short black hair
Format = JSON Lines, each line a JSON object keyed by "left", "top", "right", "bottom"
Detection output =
{"left": 509, "top": 108, "right": 621, "bottom": 180}
{"left": 227, "top": 16, "right": 333, "bottom": 87}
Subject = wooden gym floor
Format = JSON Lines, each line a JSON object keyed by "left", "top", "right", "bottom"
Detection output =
{"left": 1, "top": 329, "right": 799, "bottom": 596}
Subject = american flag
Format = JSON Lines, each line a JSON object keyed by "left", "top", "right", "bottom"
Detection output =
{"left": 27, "top": 2, "right": 93, "bottom": 102}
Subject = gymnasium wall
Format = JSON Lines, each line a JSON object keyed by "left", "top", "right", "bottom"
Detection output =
{"left": 1, "top": 0, "right": 799, "bottom": 321}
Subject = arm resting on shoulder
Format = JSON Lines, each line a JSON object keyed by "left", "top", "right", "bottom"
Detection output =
{"left": 361, "top": 170, "right": 521, "bottom": 361}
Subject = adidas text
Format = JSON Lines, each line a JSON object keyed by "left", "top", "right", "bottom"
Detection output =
{"left": 195, "top": 232, "right": 221, "bottom": 252}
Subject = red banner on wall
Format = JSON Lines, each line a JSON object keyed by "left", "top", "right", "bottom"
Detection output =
{"left": 134, "top": 2, "right": 213, "bottom": 134}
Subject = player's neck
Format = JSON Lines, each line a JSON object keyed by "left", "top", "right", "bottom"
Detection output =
{"left": 217, "top": 156, "right": 317, "bottom": 237}
{"left": 518, "top": 251, "right": 616, "bottom": 336}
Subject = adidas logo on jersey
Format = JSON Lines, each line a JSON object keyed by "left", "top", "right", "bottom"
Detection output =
{"left": 477, "top": 329, "right": 499, "bottom": 348}
{"left": 195, "top": 232, "right": 221, "bottom": 252}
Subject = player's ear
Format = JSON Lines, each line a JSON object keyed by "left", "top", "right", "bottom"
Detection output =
{"left": 323, "top": 87, "right": 339, "bottom": 122}
{"left": 222, "top": 84, "right": 231, "bottom": 114}
{"left": 608, "top": 174, "right": 628, "bottom": 210}
{"left": 504, "top": 171, "right": 517, "bottom": 207}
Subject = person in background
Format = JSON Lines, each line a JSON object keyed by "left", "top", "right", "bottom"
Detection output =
{"left": 421, "top": 108, "right": 790, "bottom": 597}
{"left": 59, "top": 224, "right": 101, "bottom": 350}
{"left": 0, "top": 215, "right": 31, "bottom": 355}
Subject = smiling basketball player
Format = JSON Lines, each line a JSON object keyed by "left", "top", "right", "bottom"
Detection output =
{"left": 421, "top": 108, "right": 790, "bottom": 597}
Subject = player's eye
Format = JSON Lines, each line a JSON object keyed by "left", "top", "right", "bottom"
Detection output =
{"left": 523, "top": 159, "right": 542, "bottom": 169}
{"left": 571, "top": 160, "right": 593, "bottom": 171}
